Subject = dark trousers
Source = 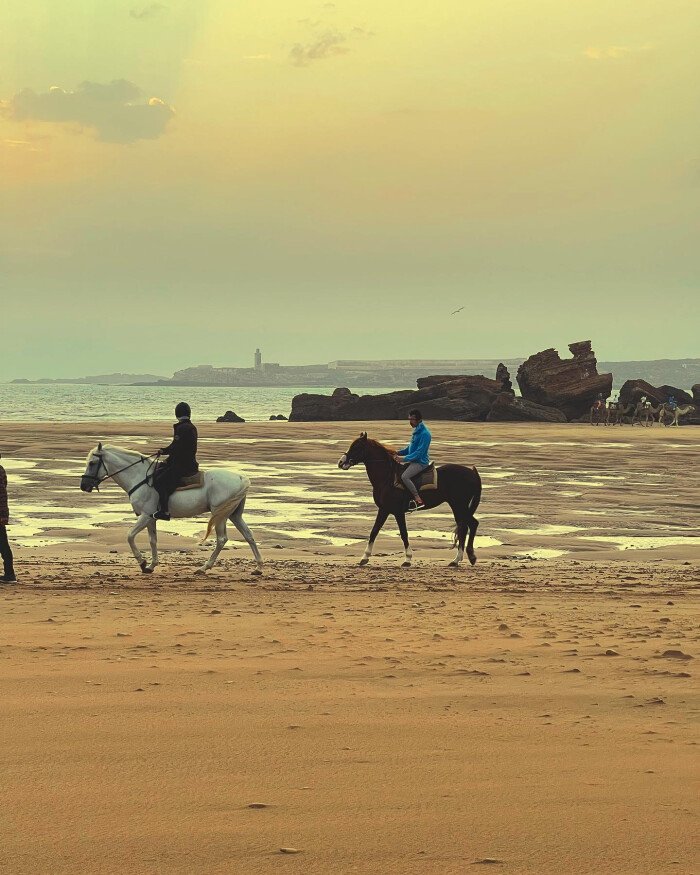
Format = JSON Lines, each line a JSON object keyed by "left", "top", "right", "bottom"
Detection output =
{"left": 153, "top": 466, "right": 183, "bottom": 512}
{"left": 0, "top": 525, "right": 14, "bottom": 576}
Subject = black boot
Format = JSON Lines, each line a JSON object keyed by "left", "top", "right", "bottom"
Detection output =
{"left": 152, "top": 493, "right": 171, "bottom": 521}
{"left": 2, "top": 569, "right": 17, "bottom": 584}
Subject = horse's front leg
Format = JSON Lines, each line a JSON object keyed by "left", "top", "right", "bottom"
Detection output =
{"left": 127, "top": 513, "right": 153, "bottom": 573}
{"left": 145, "top": 519, "right": 158, "bottom": 573}
{"left": 395, "top": 512, "right": 412, "bottom": 567}
{"left": 359, "top": 508, "right": 389, "bottom": 566}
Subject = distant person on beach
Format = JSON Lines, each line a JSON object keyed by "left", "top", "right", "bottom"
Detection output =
{"left": 152, "top": 402, "right": 199, "bottom": 521}
{"left": 0, "top": 454, "right": 17, "bottom": 583}
{"left": 394, "top": 408, "right": 432, "bottom": 510}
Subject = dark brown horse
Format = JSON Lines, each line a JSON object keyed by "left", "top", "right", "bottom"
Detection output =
{"left": 338, "top": 433, "right": 482, "bottom": 568}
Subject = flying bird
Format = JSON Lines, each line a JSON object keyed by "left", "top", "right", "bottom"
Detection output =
{"left": 451, "top": 306, "right": 464, "bottom": 315}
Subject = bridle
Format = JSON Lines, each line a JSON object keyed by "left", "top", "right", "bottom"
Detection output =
{"left": 84, "top": 451, "right": 159, "bottom": 492}
{"left": 339, "top": 449, "right": 396, "bottom": 470}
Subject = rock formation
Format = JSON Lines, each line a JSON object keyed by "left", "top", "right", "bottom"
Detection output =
{"left": 486, "top": 394, "right": 567, "bottom": 423}
{"left": 291, "top": 372, "right": 520, "bottom": 422}
{"left": 619, "top": 379, "right": 693, "bottom": 408}
{"left": 269, "top": 414, "right": 288, "bottom": 421}
{"left": 516, "top": 341, "right": 612, "bottom": 421}
{"left": 496, "top": 363, "right": 513, "bottom": 392}
{"left": 216, "top": 410, "right": 245, "bottom": 423}
{"left": 693, "top": 384, "right": 700, "bottom": 406}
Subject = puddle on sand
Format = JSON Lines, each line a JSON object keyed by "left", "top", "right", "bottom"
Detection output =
{"left": 501, "top": 524, "right": 585, "bottom": 536}
{"left": 578, "top": 535, "right": 700, "bottom": 551}
{"left": 263, "top": 528, "right": 361, "bottom": 547}
{"left": 384, "top": 530, "right": 503, "bottom": 548}
{"left": 560, "top": 479, "right": 606, "bottom": 488}
{"left": 2, "top": 459, "right": 38, "bottom": 471}
{"left": 515, "top": 548, "right": 568, "bottom": 560}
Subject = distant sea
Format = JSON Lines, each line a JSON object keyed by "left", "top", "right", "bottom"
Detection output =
{"left": 0, "top": 383, "right": 405, "bottom": 423}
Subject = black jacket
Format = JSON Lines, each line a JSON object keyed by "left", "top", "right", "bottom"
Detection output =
{"left": 160, "top": 419, "right": 198, "bottom": 474}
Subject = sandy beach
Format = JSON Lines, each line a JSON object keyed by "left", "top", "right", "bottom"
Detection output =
{"left": 1, "top": 421, "right": 698, "bottom": 874}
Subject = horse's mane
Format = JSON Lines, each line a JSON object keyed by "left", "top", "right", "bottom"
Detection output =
{"left": 86, "top": 444, "right": 145, "bottom": 462}
{"left": 366, "top": 438, "right": 396, "bottom": 455}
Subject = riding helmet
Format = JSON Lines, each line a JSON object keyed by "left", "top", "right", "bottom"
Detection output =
{"left": 175, "top": 401, "right": 191, "bottom": 418}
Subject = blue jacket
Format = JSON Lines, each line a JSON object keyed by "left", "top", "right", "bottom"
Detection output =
{"left": 397, "top": 421, "right": 431, "bottom": 465}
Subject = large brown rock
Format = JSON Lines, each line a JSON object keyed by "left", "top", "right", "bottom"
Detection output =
{"left": 516, "top": 341, "right": 612, "bottom": 421}
{"left": 618, "top": 380, "right": 693, "bottom": 407}
{"left": 290, "top": 372, "right": 514, "bottom": 422}
{"left": 496, "top": 363, "right": 513, "bottom": 392}
{"left": 216, "top": 409, "right": 245, "bottom": 422}
{"left": 693, "top": 384, "right": 700, "bottom": 405}
{"left": 486, "top": 394, "right": 567, "bottom": 423}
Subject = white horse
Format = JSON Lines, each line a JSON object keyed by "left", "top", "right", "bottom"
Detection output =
{"left": 80, "top": 444, "right": 263, "bottom": 575}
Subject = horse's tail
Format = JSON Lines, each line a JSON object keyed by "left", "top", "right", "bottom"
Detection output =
{"left": 201, "top": 479, "right": 250, "bottom": 543}
{"left": 452, "top": 467, "right": 482, "bottom": 547}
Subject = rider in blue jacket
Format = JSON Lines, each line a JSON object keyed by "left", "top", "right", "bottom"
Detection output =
{"left": 394, "top": 409, "right": 432, "bottom": 510}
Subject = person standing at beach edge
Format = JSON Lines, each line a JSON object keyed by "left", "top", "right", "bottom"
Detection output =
{"left": 0, "top": 454, "right": 17, "bottom": 584}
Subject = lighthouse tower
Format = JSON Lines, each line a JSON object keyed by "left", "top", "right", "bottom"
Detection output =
{"left": 254, "top": 348, "right": 262, "bottom": 371}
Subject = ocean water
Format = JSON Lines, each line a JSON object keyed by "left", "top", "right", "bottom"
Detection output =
{"left": 0, "top": 383, "right": 403, "bottom": 423}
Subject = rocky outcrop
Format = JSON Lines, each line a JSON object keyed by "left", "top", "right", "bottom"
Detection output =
{"left": 291, "top": 371, "right": 520, "bottom": 422}
{"left": 619, "top": 379, "right": 693, "bottom": 408}
{"left": 516, "top": 341, "right": 612, "bottom": 421}
{"left": 496, "top": 363, "right": 513, "bottom": 392}
{"left": 269, "top": 414, "right": 288, "bottom": 421}
{"left": 216, "top": 410, "right": 245, "bottom": 423}
{"left": 486, "top": 394, "right": 567, "bottom": 423}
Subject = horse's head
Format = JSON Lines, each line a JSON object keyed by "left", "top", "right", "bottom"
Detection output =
{"left": 338, "top": 432, "right": 370, "bottom": 470}
{"left": 81, "top": 442, "right": 106, "bottom": 492}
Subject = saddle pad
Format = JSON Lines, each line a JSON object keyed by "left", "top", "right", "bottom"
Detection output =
{"left": 175, "top": 471, "right": 204, "bottom": 491}
{"left": 395, "top": 464, "right": 438, "bottom": 492}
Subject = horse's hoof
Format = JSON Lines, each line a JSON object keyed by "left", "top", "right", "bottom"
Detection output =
{"left": 468, "top": 554, "right": 477, "bottom": 566}
{"left": 401, "top": 561, "right": 411, "bottom": 568}
{"left": 195, "top": 567, "right": 208, "bottom": 576}
{"left": 358, "top": 558, "right": 369, "bottom": 566}
{"left": 142, "top": 566, "right": 154, "bottom": 574}
{"left": 251, "top": 568, "right": 263, "bottom": 576}
{"left": 448, "top": 561, "right": 459, "bottom": 568}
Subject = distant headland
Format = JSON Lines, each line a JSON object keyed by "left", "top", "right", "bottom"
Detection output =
{"left": 10, "top": 348, "right": 700, "bottom": 390}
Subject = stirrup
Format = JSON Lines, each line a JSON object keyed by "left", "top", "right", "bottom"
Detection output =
{"left": 152, "top": 510, "right": 170, "bottom": 521}
{"left": 407, "top": 499, "right": 425, "bottom": 513}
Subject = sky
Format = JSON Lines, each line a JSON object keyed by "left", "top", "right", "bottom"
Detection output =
{"left": 0, "top": 0, "right": 698, "bottom": 379}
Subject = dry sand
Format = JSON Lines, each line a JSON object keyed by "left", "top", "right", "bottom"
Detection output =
{"left": 1, "top": 421, "right": 698, "bottom": 874}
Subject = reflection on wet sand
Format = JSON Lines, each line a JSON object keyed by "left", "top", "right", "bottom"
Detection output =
{"left": 2, "top": 420, "right": 698, "bottom": 563}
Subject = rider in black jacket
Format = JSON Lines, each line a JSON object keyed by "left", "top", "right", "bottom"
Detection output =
{"left": 152, "top": 402, "right": 199, "bottom": 521}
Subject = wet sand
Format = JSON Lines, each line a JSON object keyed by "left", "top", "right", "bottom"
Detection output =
{"left": 1, "top": 421, "right": 698, "bottom": 873}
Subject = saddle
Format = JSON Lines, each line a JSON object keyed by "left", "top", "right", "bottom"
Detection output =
{"left": 175, "top": 471, "right": 204, "bottom": 491}
{"left": 394, "top": 463, "right": 438, "bottom": 492}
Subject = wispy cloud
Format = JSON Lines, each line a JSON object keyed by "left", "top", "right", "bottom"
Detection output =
{"left": 290, "top": 30, "right": 350, "bottom": 66}
{"left": 583, "top": 44, "right": 652, "bottom": 60}
{"left": 130, "top": 3, "right": 166, "bottom": 20}
{"left": 1, "top": 80, "right": 175, "bottom": 144}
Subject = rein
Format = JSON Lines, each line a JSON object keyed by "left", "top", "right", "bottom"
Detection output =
{"left": 88, "top": 452, "right": 159, "bottom": 492}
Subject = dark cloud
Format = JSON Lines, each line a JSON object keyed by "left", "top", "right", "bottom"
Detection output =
{"left": 290, "top": 30, "right": 349, "bottom": 66}
{"left": 1, "top": 80, "right": 174, "bottom": 143}
{"left": 130, "top": 3, "right": 166, "bottom": 20}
